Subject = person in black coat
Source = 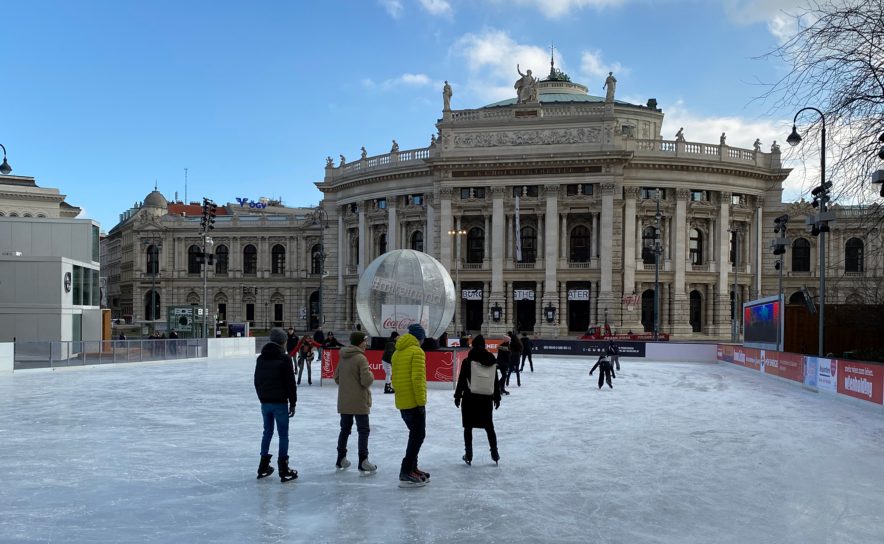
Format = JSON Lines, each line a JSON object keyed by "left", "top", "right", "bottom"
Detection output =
{"left": 589, "top": 353, "right": 616, "bottom": 389}
{"left": 254, "top": 328, "right": 299, "bottom": 482}
{"left": 454, "top": 335, "right": 501, "bottom": 465}
{"left": 506, "top": 331, "right": 523, "bottom": 387}
{"left": 496, "top": 337, "right": 511, "bottom": 395}
{"left": 606, "top": 340, "right": 621, "bottom": 371}
{"left": 519, "top": 332, "right": 534, "bottom": 372}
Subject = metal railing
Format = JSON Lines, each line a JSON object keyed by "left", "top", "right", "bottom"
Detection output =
{"left": 13, "top": 339, "right": 208, "bottom": 370}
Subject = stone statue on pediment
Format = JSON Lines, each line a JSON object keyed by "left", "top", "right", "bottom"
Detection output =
{"left": 442, "top": 80, "right": 452, "bottom": 111}
{"left": 391, "top": 140, "right": 399, "bottom": 153}
{"left": 339, "top": 154, "right": 346, "bottom": 166}
{"left": 515, "top": 65, "right": 538, "bottom": 104}
{"left": 326, "top": 156, "right": 334, "bottom": 168}
{"left": 753, "top": 139, "right": 762, "bottom": 152}
{"left": 603, "top": 72, "right": 617, "bottom": 102}
{"left": 771, "top": 141, "right": 780, "bottom": 153}
{"left": 720, "top": 132, "right": 727, "bottom": 146}
{"left": 675, "top": 127, "right": 685, "bottom": 141}
{"left": 361, "top": 146, "right": 367, "bottom": 160}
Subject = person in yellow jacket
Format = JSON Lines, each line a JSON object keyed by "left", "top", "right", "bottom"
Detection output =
{"left": 391, "top": 323, "right": 429, "bottom": 487}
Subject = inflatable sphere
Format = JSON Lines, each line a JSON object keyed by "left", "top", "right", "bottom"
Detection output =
{"left": 355, "top": 249, "right": 456, "bottom": 340}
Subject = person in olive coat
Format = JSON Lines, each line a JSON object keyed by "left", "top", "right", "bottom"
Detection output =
{"left": 334, "top": 331, "right": 377, "bottom": 473}
{"left": 454, "top": 335, "right": 501, "bottom": 465}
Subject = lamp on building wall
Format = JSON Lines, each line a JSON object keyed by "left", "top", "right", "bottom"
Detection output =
{"left": 544, "top": 304, "right": 556, "bottom": 323}
{"left": 491, "top": 303, "right": 502, "bottom": 322}
{"left": 787, "top": 107, "right": 828, "bottom": 357}
{"left": 0, "top": 144, "right": 12, "bottom": 175}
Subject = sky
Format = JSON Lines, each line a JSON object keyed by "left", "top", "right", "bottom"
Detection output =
{"left": 1, "top": 0, "right": 816, "bottom": 232}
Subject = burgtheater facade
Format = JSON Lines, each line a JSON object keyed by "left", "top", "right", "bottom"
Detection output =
{"left": 318, "top": 67, "right": 793, "bottom": 339}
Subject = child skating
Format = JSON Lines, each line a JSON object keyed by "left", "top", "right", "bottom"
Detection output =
{"left": 589, "top": 353, "right": 616, "bottom": 389}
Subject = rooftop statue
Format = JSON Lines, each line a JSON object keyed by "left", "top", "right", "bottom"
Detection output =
{"left": 720, "top": 132, "right": 727, "bottom": 146}
{"left": 339, "top": 154, "right": 346, "bottom": 166}
{"left": 603, "top": 72, "right": 617, "bottom": 103}
{"left": 675, "top": 127, "right": 685, "bottom": 142}
{"left": 753, "top": 139, "right": 762, "bottom": 152}
{"left": 515, "top": 65, "right": 538, "bottom": 104}
{"left": 391, "top": 140, "right": 399, "bottom": 153}
{"left": 361, "top": 146, "right": 367, "bottom": 160}
{"left": 326, "top": 156, "right": 334, "bottom": 168}
{"left": 442, "top": 80, "right": 452, "bottom": 111}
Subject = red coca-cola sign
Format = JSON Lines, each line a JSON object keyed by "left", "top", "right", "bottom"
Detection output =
{"left": 382, "top": 316, "right": 418, "bottom": 329}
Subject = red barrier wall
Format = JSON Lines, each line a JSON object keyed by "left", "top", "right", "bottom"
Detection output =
{"left": 320, "top": 348, "right": 465, "bottom": 383}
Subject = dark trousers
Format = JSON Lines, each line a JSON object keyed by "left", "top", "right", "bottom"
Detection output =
{"left": 497, "top": 362, "right": 509, "bottom": 392}
{"left": 464, "top": 426, "right": 497, "bottom": 453}
{"left": 598, "top": 368, "right": 613, "bottom": 389}
{"left": 520, "top": 351, "right": 533, "bottom": 372}
{"left": 297, "top": 356, "right": 312, "bottom": 384}
{"left": 506, "top": 359, "right": 521, "bottom": 386}
{"left": 399, "top": 406, "right": 426, "bottom": 474}
{"left": 337, "top": 414, "right": 370, "bottom": 460}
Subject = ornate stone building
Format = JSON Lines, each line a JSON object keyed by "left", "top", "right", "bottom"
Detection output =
{"left": 102, "top": 192, "right": 326, "bottom": 332}
{"left": 317, "top": 66, "right": 796, "bottom": 339}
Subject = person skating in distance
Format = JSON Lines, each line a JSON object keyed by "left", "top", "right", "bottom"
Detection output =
{"left": 589, "top": 353, "right": 616, "bottom": 389}
{"left": 454, "top": 335, "right": 501, "bottom": 466}
{"left": 606, "top": 339, "right": 621, "bottom": 371}
{"left": 496, "top": 336, "right": 511, "bottom": 395}
{"left": 254, "top": 328, "right": 298, "bottom": 482}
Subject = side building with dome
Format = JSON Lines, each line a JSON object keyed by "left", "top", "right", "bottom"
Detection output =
{"left": 316, "top": 65, "right": 879, "bottom": 341}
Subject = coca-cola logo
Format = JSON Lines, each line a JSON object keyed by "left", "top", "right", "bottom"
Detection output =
{"left": 383, "top": 317, "right": 418, "bottom": 329}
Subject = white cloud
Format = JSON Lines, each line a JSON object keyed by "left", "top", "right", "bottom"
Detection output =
{"left": 579, "top": 50, "right": 625, "bottom": 81}
{"left": 419, "top": 0, "right": 453, "bottom": 17}
{"left": 500, "top": 0, "right": 625, "bottom": 18}
{"left": 722, "top": 0, "right": 808, "bottom": 43}
{"left": 361, "top": 78, "right": 377, "bottom": 89}
{"left": 454, "top": 29, "right": 551, "bottom": 94}
{"left": 396, "top": 73, "right": 433, "bottom": 86}
{"left": 379, "top": 0, "right": 404, "bottom": 18}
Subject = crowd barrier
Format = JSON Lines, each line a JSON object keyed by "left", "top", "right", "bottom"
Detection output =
{"left": 717, "top": 344, "right": 884, "bottom": 408}
{"left": 320, "top": 348, "right": 469, "bottom": 386}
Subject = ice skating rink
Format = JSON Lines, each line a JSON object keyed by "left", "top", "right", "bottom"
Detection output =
{"left": 2, "top": 355, "right": 884, "bottom": 544}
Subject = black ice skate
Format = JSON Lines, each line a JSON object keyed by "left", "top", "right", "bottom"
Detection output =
{"left": 278, "top": 456, "right": 298, "bottom": 482}
{"left": 256, "top": 454, "right": 274, "bottom": 479}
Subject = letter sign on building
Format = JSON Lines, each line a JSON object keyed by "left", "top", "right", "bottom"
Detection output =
{"left": 568, "top": 289, "right": 589, "bottom": 301}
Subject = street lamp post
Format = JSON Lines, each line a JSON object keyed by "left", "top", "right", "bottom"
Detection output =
{"left": 772, "top": 214, "right": 790, "bottom": 352}
{"left": 0, "top": 144, "right": 12, "bottom": 175}
{"left": 312, "top": 206, "right": 328, "bottom": 331}
{"left": 653, "top": 189, "right": 662, "bottom": 341}
{"left": 200, "top": 198, "right": 217, "bottom": 338}
{"left": 730, "top": 225, "right": 740, "bottom": 343}
{"left": 447, "top": 226, "right": 466, "bottom": 334}
{"left": 787, "top": 108, "right": 828, "bottom": 356}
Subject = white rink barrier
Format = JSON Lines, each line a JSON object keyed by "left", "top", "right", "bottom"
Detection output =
{"left": 207, "top": 337, "right": 255, "bottom": 359}
{"left": 0, "top": 343, "right": 12, "bottom": 373}
{"left": 645, "top": 342, "right": 718, "bottom": 362}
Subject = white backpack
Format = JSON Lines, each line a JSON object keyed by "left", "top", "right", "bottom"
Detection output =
{"left": 469, "top": 361, "right": 497, "bottom": 396}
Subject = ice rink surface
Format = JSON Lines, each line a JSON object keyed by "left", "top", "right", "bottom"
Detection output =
{"left": 2, "top": 354, "right": 884, "bottom": 544}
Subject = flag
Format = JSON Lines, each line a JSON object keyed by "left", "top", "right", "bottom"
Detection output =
{"left": 514, "top": 194, "right": 522, "bottom": 262}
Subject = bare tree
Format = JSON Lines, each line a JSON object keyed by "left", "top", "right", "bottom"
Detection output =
{"left": 758, "top": 0, "right": 884, "bottom": 204}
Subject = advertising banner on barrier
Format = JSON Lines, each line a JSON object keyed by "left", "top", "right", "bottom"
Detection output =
{"left": 321, "top": 348, "right": 458, "bottom": 383}
{"left": 817, "top": 358, "right": 838, "bottom": 393}
{"left": 716, "top": 344, "right": 734, "bottom": 363}
{"left": 836, "top": 360, "right": 884, "bottom": 405}
{"left": 732, "top": 346, "right": 761, "bottom": 370}
{"left": 804, "top": 356, "right": 819, "bottom": 387}
{"left": 763, "top": 351, "right": 804, "bottom": 383}
{"left": 531, "top": 339, "right": 646, "bottom": 358}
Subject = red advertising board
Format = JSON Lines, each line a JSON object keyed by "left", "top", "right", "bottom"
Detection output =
{"left": 762, "top": 350, "right": 805, "bottom": 383}
{"left": 321, "top": 348, "right": 461, "bottom": 383}
{"left": 731, "top": 346, "right": 761, "bottom": 371}
{"left": 717, "top": 344, "right": 734, "bottom": 363}
{"left": 836, "top": 360, "right": 884, "bottom": 405}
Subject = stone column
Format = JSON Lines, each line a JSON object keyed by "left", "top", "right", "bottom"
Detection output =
{"left": 591, "top": 213, "right": 599, "bottom": 263}
{"left": 358, "top": 204, "right": 367, "bottom": 274}
{"left": 505, "top": 215, "right": 512, "bottom": 261}
{"left": 387, "top": 198, "right": 398, "bottom": 251}
{"left": 439, "top": 188, "right": 452, "bottom": 271}
{"left": 623, "top": 186, "right": 642, "bottom": 329}
{"left": 337, "top": 212, "right": 345, "bottom": 295}
{"left": 559, "top": 213, "right": 567, "bottom": 264}
{"left": 484, "top": 215, "right": 491, "bottom": 266}
{"left": 598, "top": 183, "right": 616, "bottom": 314}
{"left": 425, "top": 193, "right": 435, "bottom": 256}
{"left": 670, "top": 188, "right": 691, "bottom": 335}
{"left": 715, "top": 193, "right": 732, "bottom": 337}
{"left": 489, "top": 186, "right": 507, "bottom": 335}
{"left": 541, "top": 185, "right": 560, "bottom": 336}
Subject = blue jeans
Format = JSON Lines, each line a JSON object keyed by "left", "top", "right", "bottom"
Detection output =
{"left": 400, "top": 406, "right": 426, "bottom": 473}
{"left": 260, "top": 403, "right": 290, "bottom": 458}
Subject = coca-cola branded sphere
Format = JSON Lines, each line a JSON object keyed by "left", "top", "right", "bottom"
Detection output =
{"left": 355, "top": 249, "right": 456, "bottom": 340}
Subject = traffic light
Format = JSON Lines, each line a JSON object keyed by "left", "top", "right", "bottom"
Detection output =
{"left": 772, "top": 214, "right": 788, "bottom": 256}
{"left": 200, "top": 198, "right": 210, "bottom": 231}
{"left": 208, "top": 202, "right": 217, "bottom": 230}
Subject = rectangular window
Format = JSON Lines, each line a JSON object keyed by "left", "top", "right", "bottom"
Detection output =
{"left": 274, "top": 303, "right": 283, "bottom": 325}
{"left": 641, "top": 187, "right": 665, "bottom": 200}
{"left": 566, "top": 184, "right": 593, "bottom": 196}
{"left": 460, "top": 187, "right": 486, "bottom": 199}
{"left": 72, "top": 266, "right": 82, "bottom": 306}
{"left": 246, "top": 303, "right": 255, "bottom": 322}
{"left": 410, "top": 194, "right": 423, "bottom": 205}
{"left": 376, "top": 198, "right": 387, "bottom": 209}
{"left": 731, "top": 194, "right": 743, "bottom": 206}
{"left": 92, "top": 268, "right": 100, "bottom": 305}
{"left": 690, "top": 190, "right": 706, "bottom": 202}
{"left": 512, "top": 186, "right": 539, "bottom": 197}
{"left": 218, "top": 303, "right": 227, "bottom": 322}
{"left": 82, "top": 268, "right": 91, "bottom": 306}
{"left": 92, "top": 225, "right": 100, "bottom": 262}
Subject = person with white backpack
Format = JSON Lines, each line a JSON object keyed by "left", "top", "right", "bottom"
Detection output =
{"left": 453, "top": 335, "right": 502, "bottom": 466}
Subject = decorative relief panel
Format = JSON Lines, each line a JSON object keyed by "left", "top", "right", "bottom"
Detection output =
{"left": 453, "top": 127, "right": 601, "bottom": 148}
{"left": 600, "top": 183, "right": 616, "bottom": 196}
{"left": 676, "top": 188, "right": 691, "bottom": 201}
{"left": 623, "top": 186, "right": 641, "bottom": 199}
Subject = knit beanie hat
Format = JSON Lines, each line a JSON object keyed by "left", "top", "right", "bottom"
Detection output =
{"left": 407, "top": 323, "right": 426, "bottom": 342}
{"left": 269, "top": 327, "right": 287, "bottom": 346}
{"left": 349, "top": 331, "right": 367, "bottom": 346}
{"left": 472, "top": 334, "right": 486, "bottom": 349}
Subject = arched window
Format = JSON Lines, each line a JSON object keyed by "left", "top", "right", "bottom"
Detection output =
{"left": 378, "top": 233, "right": 387, "bottom": 255}
{"left": 187, "top": 245, "right": 202, "bottom": 275}
{"left": 569, "top": 225, "right": 590, "bottom": 262}
{"left": 467, "top": 227, "right": 484, "bottom": 263}
{"left": 845, "top": 238, "right": 864, "bottom": 272}
{"left": 689, "top": 228, "right": 703, "bottom": 265}
{"left": 243, "top": 244, "right": 257, "bottom": 275}
{"left": 146, "top": 245, "right": 159, "bottom": 275}
{"left": 411, "top": 231, "right": 424, "bottom": 252}
{"left": 788, "top": 292, "right": 805, "bottom": 305}
{"left": 215, "top": 245, "right": 229, "bottom": 275}
{"left": 519, "top": 226, "right": 537, "bottom": 263}
{"left": 792, "top": 239, "right": 810, "bottom": 272}
{"left": 311, "top": 244, "right": 322, "bottom": 275}
{"left": 271, "top": 244, "right": 286, "bottom": 275}
{"left": 144, "top": 290, "right": 161, "bottom": 320}
{"left": 642, "top": 226, "right": 659, "bottom": 265}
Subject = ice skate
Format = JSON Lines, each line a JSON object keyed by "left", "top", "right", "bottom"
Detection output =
{"left": 462, "top": 454, "right": 472, "bottom": 466}
{"left": 383, "top": 383, "right": 394, "bottom": 394}
{"left": 490, "top": 448, "right": 500, "bottom": 466}
{"left": 335, "top": 451, "right": 351, "bottom": 471}
{"left": 278, "top": 456, "right": 298, "bottom": 482}
{"left": 358, "top": 459, "right": 377, "bottom": 475}
{"left": 398, "top": 471, "right": 426, "bottom": 488}
{"left": 414, "top": 468, "right": 430, "bottom": 481}
{"left": 256, "top": 454, "right": 274, "bottom": 479}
